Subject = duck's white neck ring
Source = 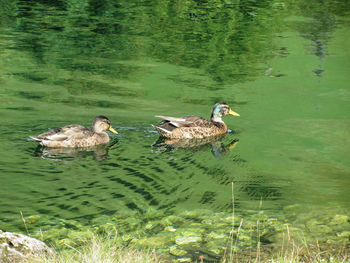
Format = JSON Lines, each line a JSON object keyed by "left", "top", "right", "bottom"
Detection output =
{"left": 211, "top": 116, "right": 223, "bottom": 123}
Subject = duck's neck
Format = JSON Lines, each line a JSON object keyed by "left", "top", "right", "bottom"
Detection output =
{"left": 211, "top": 114, "right": 227, "bottom": 131}
{"left": 211, "top": 113, "right": 223, "bottom": 123}
{"left": 92, "top": 125, "right": 103, "bottom": 133}
{"left": 95, "top": 130, "right": 110, "bottom": 144}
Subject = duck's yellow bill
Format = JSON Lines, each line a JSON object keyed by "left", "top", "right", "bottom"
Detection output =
{"left": 229, "top": 109, "right": 240, "bottom": 116}
{"left": 109, "top": 127, "right": 118, "bottom": 134}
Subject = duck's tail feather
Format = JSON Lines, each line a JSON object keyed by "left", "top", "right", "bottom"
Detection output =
{"left": 30, "top": 136, "right": 42, "bottom": 142}
{"left": 152, "top": 124, "right": 172, "bottom": 135}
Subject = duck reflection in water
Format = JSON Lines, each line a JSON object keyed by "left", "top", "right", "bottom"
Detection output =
{"left": 153, "top": 134, "right": 239, "bottom": 158}
{"left": 33, "top": 140, "right": 118, "bottom": 161}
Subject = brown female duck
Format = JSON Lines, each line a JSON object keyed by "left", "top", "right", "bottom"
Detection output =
{"left": 153, "top": 103, "right": 240, "bottom": 139}
{"left": 30, "top": 115, "right": 118, "bottom": 147}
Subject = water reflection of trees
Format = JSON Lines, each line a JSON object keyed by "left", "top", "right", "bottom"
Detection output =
{"left": 2, "top": 0, "right": 348, "bottom": 83}
{"left": 3, "top": 0, "right": 283, "bottom": 85}
{"left": 287, "top": 0, "right": 350, "bottom": 77}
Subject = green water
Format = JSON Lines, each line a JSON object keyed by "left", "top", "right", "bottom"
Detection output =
{"left": 0, "top": 0, "right": 349, "bottom": 260}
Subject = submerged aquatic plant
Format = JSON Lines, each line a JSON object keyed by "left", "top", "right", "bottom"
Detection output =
{"left": 15, "top": 183, "right": 349, "bottom": 262}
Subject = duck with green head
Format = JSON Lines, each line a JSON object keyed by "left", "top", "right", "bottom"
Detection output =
{"left": 30, "top": 115, "right": 118, "bottom": 148}
{"left": 153, "top": 103, "right": 240, "bottom": 139}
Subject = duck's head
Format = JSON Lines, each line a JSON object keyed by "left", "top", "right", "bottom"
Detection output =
{"left": 211, "top": 103, "right": 240, "bottom": 122}
{"left": 92, "top": 116, "right": 118, "bottom": 134}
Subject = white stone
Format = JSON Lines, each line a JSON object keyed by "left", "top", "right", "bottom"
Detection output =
{"left": 0, "top": 229, "right": 55, "bottom": 262}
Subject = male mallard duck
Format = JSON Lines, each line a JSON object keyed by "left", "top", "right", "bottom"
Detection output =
{"left": 30, "top": 115, "right": 118, "bottom": 148}
{"left": 153, "top": 103, "right": 240, "bottom": 139}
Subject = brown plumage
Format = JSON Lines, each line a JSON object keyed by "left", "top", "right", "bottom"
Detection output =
{"left": 30, "top": 116, "right": 118, "bottom": 148}
{"left": 153, "top": 103, "right": 240, "bottom": 139}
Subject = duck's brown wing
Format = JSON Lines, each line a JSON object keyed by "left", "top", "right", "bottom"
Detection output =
{"left": 155, "top": 115, "right": 214, "bottom": 128}
{"left": 35, "top": 125, "right": 90, "bottom": 142}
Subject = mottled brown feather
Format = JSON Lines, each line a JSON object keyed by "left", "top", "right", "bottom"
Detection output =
{"left": 31, "top": 116, "right": 117, "bottom": 148}
{"left": 154, "top": 103, "right": 239, "bottom": 139}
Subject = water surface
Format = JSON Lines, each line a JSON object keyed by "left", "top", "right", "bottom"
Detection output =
{"left": 0, "top": 0, "right": 349, "bottom": 260}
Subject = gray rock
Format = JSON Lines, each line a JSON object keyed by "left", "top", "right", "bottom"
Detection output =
{"left": 0, "top": 229, "right": 55, "bottom": 262}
